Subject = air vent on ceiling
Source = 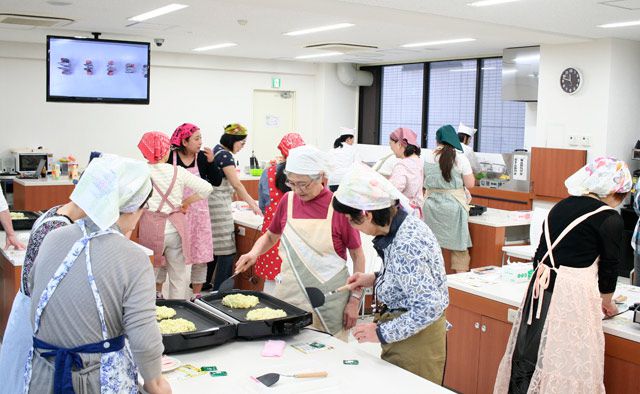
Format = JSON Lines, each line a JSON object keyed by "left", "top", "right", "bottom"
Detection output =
{"left": 305, "top": 43, "right": 378, "bottom": 53}
{"left": 0, "top": 14, "right": 73, "bottom": 28}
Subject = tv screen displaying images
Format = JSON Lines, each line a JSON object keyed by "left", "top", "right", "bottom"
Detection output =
{"left": 46, "top": 35, "right": 150, "bottom": 104}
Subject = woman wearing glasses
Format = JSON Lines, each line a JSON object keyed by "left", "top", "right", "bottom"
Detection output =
{"left": 137, "top": 131, "right": 213, "bottom": 299}
{"left": 236, "top": 145, "right": 365, "bottom": 340}
{"left": 205, "top": 124, "right": 262, "bottom": 291}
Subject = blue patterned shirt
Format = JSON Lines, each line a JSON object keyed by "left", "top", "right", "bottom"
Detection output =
{"left": 373, "top": 210, "right": 449, "bottom": 343}
{"left": 633, "top": 179, "right": 640, "bottom": 254}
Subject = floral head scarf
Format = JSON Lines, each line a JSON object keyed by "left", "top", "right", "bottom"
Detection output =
{"left": 138, "top": 131, "right": 170, "bottom": 164}
{"left": 565, "top": 156, "right": 632, "bottom": 198}
{"left": 334, "top": 163, "right": 412, "bottom": 212}
{"left": 277, "top": 133, "right": 305, "bottom": 158}
{"left": 224, "top": 123, "right": 247, "bottom": 136}
{"left": 170, "top": 123, "right": 200, "bottom": 146}
{"left": 70, "top": 155, "right": 151, "bottom": 230}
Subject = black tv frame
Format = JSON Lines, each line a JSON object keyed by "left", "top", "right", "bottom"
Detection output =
{"left": 46, "top": 35, "right": 150, "bottom": 104}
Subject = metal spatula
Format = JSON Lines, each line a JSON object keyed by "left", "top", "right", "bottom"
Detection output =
{"left": 255, "top": 371, "right": 328, "bottom": 387}
{"left": 217, "top": 272, "right": 240, "bottom": 292}
{"left": 305, "top": 285, "right": 350, "bottom": 308}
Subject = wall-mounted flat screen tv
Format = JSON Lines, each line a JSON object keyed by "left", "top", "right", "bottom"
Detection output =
{"left": 47, "top": 35, "right": 150, "bottom": 104}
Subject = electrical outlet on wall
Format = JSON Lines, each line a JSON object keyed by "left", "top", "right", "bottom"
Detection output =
{"left": 580, "top": 135, "right": 591, "bottom": 147}
{"left": 567, "top": 135, "right": 579, "bottom": 146}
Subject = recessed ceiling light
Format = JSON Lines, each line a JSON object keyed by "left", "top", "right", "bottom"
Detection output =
{"left": 129, "top": 4, "right": 188, "bottom": 22}
{"left": 598, "top": 20, "right": 640, "bottom": 28}
{"left": 402, "top": 38, "right": 476, "bottom": 48}
{"left": 295, "top": 52, "right": 343, "bottom": 59}
{"left": 513, "top": 54, "right": 540, "bottom": 63}
{"left": 193, "top": 43, "right": 238, "bottom": 51}
{"left": 46, "top": 1, "right": 73, "bottom": 5}
{"left": 74, "top": 36, "right": 86, "bottom": 39}
{"left": 284, "top": 23, "right": 354, "bottom": 36}
{"left": 468, "top": 0, "right": 521, "bottom": 6}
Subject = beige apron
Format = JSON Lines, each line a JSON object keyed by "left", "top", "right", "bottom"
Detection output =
{"left": 426, "top": 188, "right": 470, "bottom": 212}
{"left": 208, "top": 148, "right": 237, "bottom": 255}
{"left": 275, "top": 192, "right": 349, "bottom": 336}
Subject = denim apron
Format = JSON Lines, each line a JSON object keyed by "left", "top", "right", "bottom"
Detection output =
{"left": 0, "top": 215, "right": 70, "bottom": 394}
{"left": 23, "top": 220, "right": 138, "bottom": 394}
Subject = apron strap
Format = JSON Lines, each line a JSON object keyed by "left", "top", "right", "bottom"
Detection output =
{"left": 526, "top": 204, "right": 614, "bottom": 325}
{"left": 33, "top": 334, "right": 125, "bottom": 394}
{"left": 152, "top": 160, "right": 179, "bottom": 212}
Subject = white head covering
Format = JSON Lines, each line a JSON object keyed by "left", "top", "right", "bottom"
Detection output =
{"left": 564, "top": 156, "right": 632, "bottom": 198}
{"left": 334, "top": 163, "right": 412, "bottom": 212}
{"left": 70, "top": 155, "right": 152, "bottom": 230}
{"left": 339, "top": 127, "right": 355, "bottom": 137}
{"left": 285, "top": 145, "right": 331, "bottom": 175}
{"left": 458, "top": 122, "right": 476, "bottom": 137}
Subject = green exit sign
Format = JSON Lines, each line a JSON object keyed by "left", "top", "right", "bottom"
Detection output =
{"left": 271, "top": 77, "right": 282, "bottom": 89}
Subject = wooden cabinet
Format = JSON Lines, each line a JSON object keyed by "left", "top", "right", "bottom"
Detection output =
{"left": 444, "top": 302, "right": 512, "bottom": 394}
{"left": 530, "top": 147, "right": 586, "bottom": 201}
{"left": 469, "top": 187, "right": 532, "bottom": 211}
{"left": 233, "top": 224, "right": 264, "bottom": 291}
{"left": 13, "top": 182, "right": 74, "bottom": 211}
{"left": 0, "top": 254, "right": 21, "bottom": 337}
{"left": 234, "top": 179, "right": 259, "bottom": 201}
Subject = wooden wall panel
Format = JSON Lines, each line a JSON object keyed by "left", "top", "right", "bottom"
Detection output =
{"left": 530, "top": 147, "right": 586, "bottom": 200}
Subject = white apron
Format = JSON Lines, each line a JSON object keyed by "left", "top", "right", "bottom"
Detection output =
{"left": 274, "top": 193, "right": 349, "bottom": 335}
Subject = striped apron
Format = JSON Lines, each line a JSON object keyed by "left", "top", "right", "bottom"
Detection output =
{"left": 208, "top": 149, "right": 237, "bottom": 255}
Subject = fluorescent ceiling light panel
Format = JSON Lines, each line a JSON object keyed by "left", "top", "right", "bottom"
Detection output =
{"left": 284, "top": 23, "right": 354, "bottom": 36}
{"left": 598, "top": 20, "right": 640, "bottom": 28}
{"left": 402, "top": 38, "right": 475, "bottom": 48}
{"left": 295, "top": 52, "right": 343, "bottom": 59}
{"left": 129, "top": 4, "right": 188, "bottom": 22}
{"left": 468, "top": 0, "right": 521, "bottom": 6}
{"left": 193, "top": 43, "right": 237, "bottom": 51}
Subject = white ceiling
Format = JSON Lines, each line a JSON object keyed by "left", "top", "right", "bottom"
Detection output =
{"left": 0, "top": 0, "right": 639, "bottom": 64}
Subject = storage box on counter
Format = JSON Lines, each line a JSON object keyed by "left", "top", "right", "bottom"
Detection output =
{"left": 501, "top": 261, "right": 534, "bottom": 283}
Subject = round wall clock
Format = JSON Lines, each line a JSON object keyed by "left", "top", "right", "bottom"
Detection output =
{"left": 560, "top": 67, "right": 582, "bottom": 94}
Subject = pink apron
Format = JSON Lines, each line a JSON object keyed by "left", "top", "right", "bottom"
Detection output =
{"left": 138, "top": 163, "right": 191, "bottom": 267}
{"left": 177, "top": 154, "right": 214, "bottom": 264}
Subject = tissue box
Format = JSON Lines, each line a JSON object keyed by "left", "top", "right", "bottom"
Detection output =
{"left": 501, "top": 262, "right": 534, "bottom": 283}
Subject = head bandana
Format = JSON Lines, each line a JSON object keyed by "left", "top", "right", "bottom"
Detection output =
{"left": 285, "top": 145, "right": 330, "bottom": 175}
{"left": 335, "top": 163, "right": 412, "bottom": 212}
{"left": 389, "top": 127, "right": 418, "bottom": 148}
{"left": 436, "top": 125, "right": 463, "bottom": 151}
{"left": 224, "top": 123, "right": 248, "bottom": 136}
{"left": 565, "top": 156, "right": 632, "bottom": 198}
{"left": 170, "top": 123, "right": 200, "bottom": 146}
{"left": 70, "top": 155, "right": 152, "bottom": 230}
{"left": 458, "top": 122, "right": 476, "bottom": 137}
{"left": 277, "top": 133, "right": 305, "bottom": 159}
{"left": 138, "top": 131, "right": 170, "bottom": 164}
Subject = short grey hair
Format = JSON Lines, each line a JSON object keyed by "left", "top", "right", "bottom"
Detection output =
{"left": 283, "top": 170, "right": 324, "bottom": 182}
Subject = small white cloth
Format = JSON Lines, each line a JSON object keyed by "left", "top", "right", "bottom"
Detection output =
{"left": 285, "top": 145, "right": 331, "bottom": 175}
{"left": 328, "top": 144, "right": 360, "bottom": 186}
{"left": 458, "top": 122, "right": 476, "bottom": 137}
{"left": 70, "top": 155, "right": 152, "bottom": 230}
{"left": 334, "top": 163, "right": 411, "bottom": 211}
{"left": 0, "top": 189, "right": 8, "bottom": 212}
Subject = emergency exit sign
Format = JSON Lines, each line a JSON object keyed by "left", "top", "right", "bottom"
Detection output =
{"left": 271, "top": 77, "right": 282, "bottom": 89}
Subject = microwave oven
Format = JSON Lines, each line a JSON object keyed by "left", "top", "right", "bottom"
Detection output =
{"left": 14, "top": 151, "right": 51, "bottom": 173}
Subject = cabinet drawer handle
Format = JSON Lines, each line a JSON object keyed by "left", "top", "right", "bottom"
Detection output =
{"left": 474, "top": 322, "right": 480, "bottom": 329}
{"left": 481, "top": 324, "right": 487, "bottom": 333}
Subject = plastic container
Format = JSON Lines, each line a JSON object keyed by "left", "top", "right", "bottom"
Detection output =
{"left": 250, "top": 168, "right": 263, "bottom": 177}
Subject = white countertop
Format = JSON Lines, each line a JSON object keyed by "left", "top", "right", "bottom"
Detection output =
{"left": 238, "top": 173, "right": 262, "bottom": 181}
{"left": 468, "top": 208, "right": 531, "bottom": 228}
{"left": 13, "top": 176, "right": 75, "bottom": 186}
{"left": 167, "top": 329, "right": 452, "bottom": 393}
{"left": 447, "top": 268, "right": 640, "bottom": 343}
{"left": 0, "top": 229, "right": 153, "bottom": 267}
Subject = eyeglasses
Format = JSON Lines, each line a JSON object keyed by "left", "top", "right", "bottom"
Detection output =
{"left": 285, "top": 178, "right": 314, "bottom": 191}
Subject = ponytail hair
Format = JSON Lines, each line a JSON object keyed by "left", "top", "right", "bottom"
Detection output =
{"left": 334, "top": 134, "right": 354, "bottom": 149}
{"left": 437, "top": 145, "right": 456, "bottom": 183}
{"left": 404, "top": 144, "right": 421, "bottom": 157}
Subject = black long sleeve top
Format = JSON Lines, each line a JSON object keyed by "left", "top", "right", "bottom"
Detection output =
{"left": 533, "top": 196, "right": 623, "bottom": 294}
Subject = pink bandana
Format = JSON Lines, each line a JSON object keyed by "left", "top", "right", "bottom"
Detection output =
{"left": 389, "top": 127, "right": 418, "bottom": 147}
{"left": 277, "top": 133, "right": 305, "bottom": 158}
{"left": 170, "top": 123, "right": 200, "bottom": 146}
{"left": 138, "top": 131, "right": 170, "bottom": 164}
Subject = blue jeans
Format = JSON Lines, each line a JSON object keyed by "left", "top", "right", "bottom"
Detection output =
{"left": 208, "top": 254, "right": 235, "bottom": 291}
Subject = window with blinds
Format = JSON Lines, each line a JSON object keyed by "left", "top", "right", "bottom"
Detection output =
{"left": 426, "top": 60, "right": 477, "bottom": 149}
{"left": 379, "top": 63, "right": 424, "bottom": 144}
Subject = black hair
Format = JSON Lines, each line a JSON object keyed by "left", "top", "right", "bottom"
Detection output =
{"left": 458, "top": 134, "right": 467, "bottom": 143}
{"left": 404, "top": 144, "right": 421, "bottom": 157}
{"left": 334, "top": 134, "right": 354, "bottom": 149}
{"left": 220, "top": 133, "right": 247, "bottom": 150}
{"left": 275, "top": 162, "right": 290, "bottom": 194}
{"left": 172, "top": 134, "right": 194, "bottom": 153}
{"left": 332, "top": 197, "right": 398, "bottom": 227}
{"left": 436, "top": 144, "right": 456, "bottom": 183}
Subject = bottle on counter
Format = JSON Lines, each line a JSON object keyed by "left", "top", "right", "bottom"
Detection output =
{"left": 68, "top": 163, "right": 79, "bottom": 181}
{"left": 250, "top": 150, "right": 259, "bottom": 169}
{"left": 51, "top": 163, "right": 61, "bottom": 180}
